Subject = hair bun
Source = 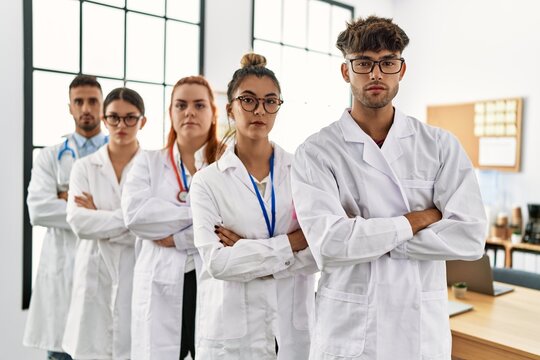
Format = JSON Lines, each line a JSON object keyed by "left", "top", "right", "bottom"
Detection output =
{"left": 240, "top": 53, "right": 267, "bottom": 68}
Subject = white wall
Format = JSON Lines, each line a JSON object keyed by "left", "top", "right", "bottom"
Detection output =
{"left": 392, "top": 0, "right": 540, "bottom": 222}
{"left": 0, "top": 0, "right": 42, "bottom": 358}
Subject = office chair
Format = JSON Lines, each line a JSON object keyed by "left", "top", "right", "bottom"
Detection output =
{"left": 492, "top": 267, "right": 540, "bottom": 290}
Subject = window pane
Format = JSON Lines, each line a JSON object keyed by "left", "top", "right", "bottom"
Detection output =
{"left": 82, "top": 3, "right": 125, "bottom": 78}
{"left": 283, "top": 0, "right": 307, "bottom": 48}
{"left": 306, "top": 52, "right": 331, "bottom": 104}
{"left": 331, "top": 5, "right": 352, "bottom": 56}
{"left": 165, "top": 21, "right": 199, "bottom": 85}
{"left": 33, "top": 0, "right": 79, "bottom": 72}
{"left": 127, "top": 0, "right": 165, "bottom": 16}
{"left": 307, "top": 0, "right": 330, "bottom": 53}
{"left": 126, "top": 13, "right": 165, "bottom": 83}
{"left": 167, "top": 0, "right": 200, "bottom": 23}
{"left": 97, "top": 78, "right": 126, "bottom": 100}
{"left": 126, "top": 82, "right": 165, "bottom": 150}
{"left": 92, "top": 0, "right": 125, "bottom": 7}
{"left": 33, "top": 71, "right": 76, "bottom": 147}
{"left": 253, "top": 40, "right": 283, "bottom": 79}
{"left": 330, "top": 56, "right": 349, "bottom": 106}
{"left": 254, "top": 0, "right": 282, "bottom": 42}
{"left": 281, "top": 46, "right": 307, "bottom": 103}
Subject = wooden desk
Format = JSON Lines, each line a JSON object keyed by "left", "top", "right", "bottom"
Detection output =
{"left": 449, "top": 284, "right": 540, "bottom": 360}
{"left": 486, "top": 238, "right": 540, "bottom": 267}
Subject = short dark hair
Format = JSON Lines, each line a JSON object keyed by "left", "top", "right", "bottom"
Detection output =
{"left": 103, "top": 87, "right": 145, "bottom": 116}
{"left": 69, "top": 74, "right": 102, "bottom": 94}
{"left": 336, "top": 16, "right": 409, "bottom": 56}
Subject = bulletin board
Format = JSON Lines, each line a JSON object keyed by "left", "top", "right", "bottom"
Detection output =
{"left": 427, "top": 98, "right": 522, "bottom": 172}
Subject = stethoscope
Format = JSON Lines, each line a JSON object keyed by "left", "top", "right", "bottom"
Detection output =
{"left": 57, "top": 135, "right": 109, "bottom": 160}
{"left": 57, "top": 137, "right": 77, "bottom": 161}
{"left": 169, "top": 145, "right": 190, "bottom": 203}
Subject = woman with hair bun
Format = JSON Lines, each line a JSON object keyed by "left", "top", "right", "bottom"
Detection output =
{"left": 189, "top": 53, "right": 318, "bottom": 359}
{"left": 63, "top": 87, "right": 146, "bottom": 359}
{"left": 122, "top": 76, "right": 220, "bottom": 360}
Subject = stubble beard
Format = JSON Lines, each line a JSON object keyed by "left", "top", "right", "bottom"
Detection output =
{"left": 77, "top": 116, "right": 99, "bottom": 133}
{"left": 351, "top": 84, "right": 399, "bottom": 109}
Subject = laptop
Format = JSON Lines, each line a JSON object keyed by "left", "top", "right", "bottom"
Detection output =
{"left": 448, "top": 300, "right": 473, "bottom": 317}
{"left": 446, "top": 254, "right": 514, "bottom": 296}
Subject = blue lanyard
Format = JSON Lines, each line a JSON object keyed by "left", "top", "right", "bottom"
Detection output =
{"left": 248, "top": 152, "right": 275, "bottom": 237}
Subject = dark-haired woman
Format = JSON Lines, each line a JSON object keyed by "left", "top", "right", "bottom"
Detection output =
{"left": 189, "top": 53, "right": 318, "bottom": 359}
{"left": 121, "top": 76, "right": 220, "bottom": 360}
{"left": 63, "top": 87, "right": 146, "bottom": 359}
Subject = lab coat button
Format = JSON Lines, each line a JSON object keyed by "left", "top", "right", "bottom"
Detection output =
{"left": 413, "top": 303, "right": 420, "bottom": 310}
{"left": 285, "top": 260, "right": 291, "bottom": 266}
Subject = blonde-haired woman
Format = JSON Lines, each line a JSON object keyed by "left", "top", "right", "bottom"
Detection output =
{"left": 122, "top": 76, "right": 220, "bottom": 360}
{"left": 189, "top": 53, "right": 318, "bottom": 359}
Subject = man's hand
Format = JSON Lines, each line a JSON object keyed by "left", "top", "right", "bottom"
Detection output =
{"left": 155, "top": 235, "right": 175, "bottom": 247}
{"left": 404, "top": 208, "right": 442, "bottom": 235}
{"left": 215, "top": 225, "right": 242, "bottom": 247}
{"left": 74, "top": 192, "right": 97, "bottom": 210}
{"left": 287, "top": 228, "right": 308, "bottom": 252}
{"left": 57, "top": 191, "right": 68, "bottom": 201}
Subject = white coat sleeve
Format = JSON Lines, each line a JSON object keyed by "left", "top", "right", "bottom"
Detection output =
{"left": 291, "top": 142, "right": 413, "bottom": 270}
{"left": 190, "top": 175, "right": 296, "bottom": 282}
{"left": 27, "top": 148, "right": 71, "bottom": 230}
{"left": 66, "top": 161, "right": 129, "bottom": 240}
{"left": 392, "top": 132, "right": 487, "bottom": 260}
{"left": 273, "top": 247, "right": 320, "bottom": 279}
{"left": 121, "top": 152, "right": 193, "bottom": 249}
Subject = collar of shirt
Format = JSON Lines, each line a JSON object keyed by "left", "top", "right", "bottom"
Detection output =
{"left": 72, "top": 132, "right": 107, "bottom": 157}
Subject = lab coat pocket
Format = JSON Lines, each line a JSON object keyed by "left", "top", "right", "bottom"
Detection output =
{"left": 200, "top": 281, "right": 247, "bottom": 340}
{"left": 400, "top": 179, "right": 435, "bottom": 210}
{"left": 420, "top": 289, "right": 451, "bottom": 359}
{"left": 315, "top": 287, "right": 368, "bottom": 357}
{"left": 292, "top": 274, "right": 314, "bottom": 331}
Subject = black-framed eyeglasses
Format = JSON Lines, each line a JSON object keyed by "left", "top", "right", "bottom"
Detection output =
{"left": 347, "top": 57, "right": 405, "bottom": 74}
{"left": 104, "top": 114, "right": 142, "bottom": 127}
{"left": 234, "top": 95, "right": 284, "bottom": 114}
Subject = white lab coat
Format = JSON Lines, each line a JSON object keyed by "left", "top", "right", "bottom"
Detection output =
{"left": 189, "top": 143, "right": 318, "bottom": 360}
{"left": 291, "top": 109, "right": 487, "bottom": 360}
{"left": 63, "top": 145, "right": 138, "bottom": 359}
{"left": 23, "top": 134, "right": 86, "bottom": 351}
{"left": 121, "top": 146, "right": 204, "bottom": 360}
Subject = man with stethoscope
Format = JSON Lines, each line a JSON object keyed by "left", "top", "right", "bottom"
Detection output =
{"left": 23, "top": 75, "right": 108, "bottom": 360}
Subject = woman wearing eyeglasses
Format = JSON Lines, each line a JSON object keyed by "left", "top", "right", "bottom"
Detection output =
{"left": 62, "top": 87, "right": 146, "bottom": 359}
{"left": 189, "top": 53, "right": 318, "bottom": 360}
{"left": 121, "top": 76, "right": 221, "bottom": 360}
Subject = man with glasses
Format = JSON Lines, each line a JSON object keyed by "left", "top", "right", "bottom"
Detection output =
{"left": 23, "top": 75, "right": 107, "bottom": 360}
{"left": 291, "top": 16, "right": 486, "bottom": 359}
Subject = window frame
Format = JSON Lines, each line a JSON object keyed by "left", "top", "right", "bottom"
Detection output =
{"left": 22, "top": 0, "right": 206, "bottom": 309}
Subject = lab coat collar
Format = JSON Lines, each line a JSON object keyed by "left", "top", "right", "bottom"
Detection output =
{"left": 90, "top": 144, "right": 141, "bottom": 194}
{"left": 338, "top": 108, "right": 415, "bottom": 190}
{"left": 339, "top": 108, "right": 415, "bottom": 145}
{"left": 217, "top": 141, "right": 291, "bottom": 171}
{"left": 217, "top": 142, "right": 291, "bottom": 199}
{"left": 162, "top": 142, "right": 208, "bottom": 175}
